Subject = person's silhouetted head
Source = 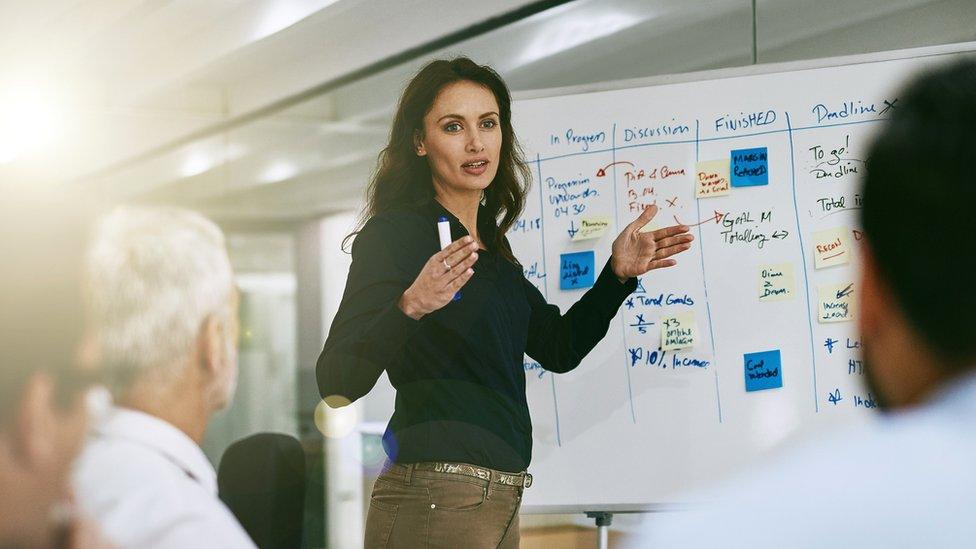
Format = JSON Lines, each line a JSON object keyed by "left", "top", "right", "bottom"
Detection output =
{"left": 860, "top": 58, "right": 976, "bottom": 408}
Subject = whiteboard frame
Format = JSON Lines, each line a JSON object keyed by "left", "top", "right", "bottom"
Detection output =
{"left": 514, "top": 40, "right": 976, "bottom": 102}
{"left": 515, "top": 39, "right": 976, "bottom": 516}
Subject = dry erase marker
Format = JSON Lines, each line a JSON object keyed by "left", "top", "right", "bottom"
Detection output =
{"left": 438, "top": 216, "right": 461, "bottom": 301}
{"left": 437, "top": 216, "right": 452, "bottom": 250}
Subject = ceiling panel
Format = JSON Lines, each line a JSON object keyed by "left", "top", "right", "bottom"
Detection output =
{"left": 2, "top": 0, "right": 969, "bottom": 226}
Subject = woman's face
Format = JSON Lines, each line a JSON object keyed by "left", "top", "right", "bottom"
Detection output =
{"left": 417, "top": 80, "right": 502, "bottom": 198}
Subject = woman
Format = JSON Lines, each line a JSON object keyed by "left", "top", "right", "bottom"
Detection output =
{"left": 316, "top": 57, "right": 693, "bottom": 548}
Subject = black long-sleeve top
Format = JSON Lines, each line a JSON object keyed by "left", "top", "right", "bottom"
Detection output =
{"left": 316, "top": 197, "right": 637, "bottom": 472}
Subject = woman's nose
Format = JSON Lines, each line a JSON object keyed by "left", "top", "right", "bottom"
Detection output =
{"left": 466, "top": 130, "right": 484, "bottom": 153}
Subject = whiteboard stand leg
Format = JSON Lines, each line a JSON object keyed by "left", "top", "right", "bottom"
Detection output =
{"left": 585, "top": 511, "right": 612, "bottom": 549}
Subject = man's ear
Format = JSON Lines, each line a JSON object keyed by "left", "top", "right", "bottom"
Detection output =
{"left": 859, "top": 239, "right": 887, "bottom": 346}
{"left": 12, "top": 374, "right": 58, "bottom": 468}
{"left": 413, "top": 129, "right": 426, "bottom": 156}
{"left": 198, "top": 315, "right": 223, "bottom": 378}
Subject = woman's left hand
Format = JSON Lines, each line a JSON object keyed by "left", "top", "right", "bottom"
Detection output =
{"left": 610, "top": 205, "right": 694, "bottom": 281}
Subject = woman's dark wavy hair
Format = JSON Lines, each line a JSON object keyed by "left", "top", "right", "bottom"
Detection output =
{"left": 345, "top": 57, "right": 531, "bottom": 264}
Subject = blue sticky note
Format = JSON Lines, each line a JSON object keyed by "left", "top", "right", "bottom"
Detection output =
{"left": 560, "top": 251, "right": 595, "bottom": 290}
{"left": 731, "top": 147, "right": 769, "bottom": 187}
{"left": 744, "top": 349, "right": 782, "bottom": 392}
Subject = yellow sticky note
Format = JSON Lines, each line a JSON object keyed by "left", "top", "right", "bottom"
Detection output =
{"left": 661, "top": 313, "right": 698, "bottom": 351}
{"left": 573, "top": 216, "right": 612, "bottom": 241}
{"left": 818, "top": 282, "right": 856, "bottom": 323}
{"left": 812, "top": 226, "right": 851, "bottom": 269}
{"left": 758, "top": 263, "right": 795, "bottom": 302}
{"left": 695, "top": 159, "right": 731, "bottom": 198}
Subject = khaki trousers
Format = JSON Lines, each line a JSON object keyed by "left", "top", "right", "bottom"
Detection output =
{"left": 365, "top": 462, "right": 524, "bottom": 548}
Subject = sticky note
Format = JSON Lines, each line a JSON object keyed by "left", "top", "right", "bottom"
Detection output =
{"left": 560, "top": 251, "right": 595, "bottom": 290}
{"left": 818, "top": 282, "right": 856, "bottom": 323}
{"left": 572, "top": 216, "right": 612, "bottom": 241}
{"left": 744, "top": 349, "right": 783, "bottom": 392}
{"left": 812, "top": 226, "right": 851, "bottom": 269}
{"left": 695, "top": 159, "right": 731, "bottom": 198}
{"left": 661, "top": 313, "right": 698, "bottom": 351}
{"left": 731, "top": 147, "right": 769, "bottom": 187}
{"left": 758, "top": 263, "right": 795, "bottom": 301}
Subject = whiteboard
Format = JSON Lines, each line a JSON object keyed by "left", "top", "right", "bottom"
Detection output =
{"left": 508, "top": 43, "right": 976, "bottom": 510}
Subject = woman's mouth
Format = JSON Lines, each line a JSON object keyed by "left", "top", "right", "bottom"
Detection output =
{"left": 462, "top": 159, "right": 489, "bottom": 176}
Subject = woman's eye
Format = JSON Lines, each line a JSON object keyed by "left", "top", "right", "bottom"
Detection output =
{"left": 444, "top": 122, "right": 461, "bottom": 132}
{"left": 481, "top": 119, "right": 498, "bottom": 129}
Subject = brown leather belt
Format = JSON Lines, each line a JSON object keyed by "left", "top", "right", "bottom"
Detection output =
{"left": 412, "top": 461, "right": 533, "bottom": 489}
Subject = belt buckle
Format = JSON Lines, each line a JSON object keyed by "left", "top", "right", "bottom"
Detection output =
{"left": 523, "top": 473, "right": 533, "bottom": 488}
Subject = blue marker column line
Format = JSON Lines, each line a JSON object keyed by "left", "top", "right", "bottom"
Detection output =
{"left": 694, "top": 119, "right": 700, "bottom": 160}
{"left": 611, "top": 123, "right": 638, "bottom": 424}
{"left": 611, "top": 122, "right": 621, "bottom": 232}
{"left": 693, "top": 119, "right": 723, "bottom": 423}
{"left": 535, "top": 154, "right": 562, "bottom": 446}
{"left": 785, "top": 112, "right": 820, "bottom": 413}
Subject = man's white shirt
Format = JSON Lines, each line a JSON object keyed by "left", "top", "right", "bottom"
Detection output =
{"left": 73, "top": 407, "right": 257, "bottom": 549}
{"left": 628, "top": 373, "right": 976, "bottom": 548}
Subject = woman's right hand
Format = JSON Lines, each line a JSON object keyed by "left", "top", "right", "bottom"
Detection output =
{"left": 398, "top": 236, "right": 480, "bottom": 320}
